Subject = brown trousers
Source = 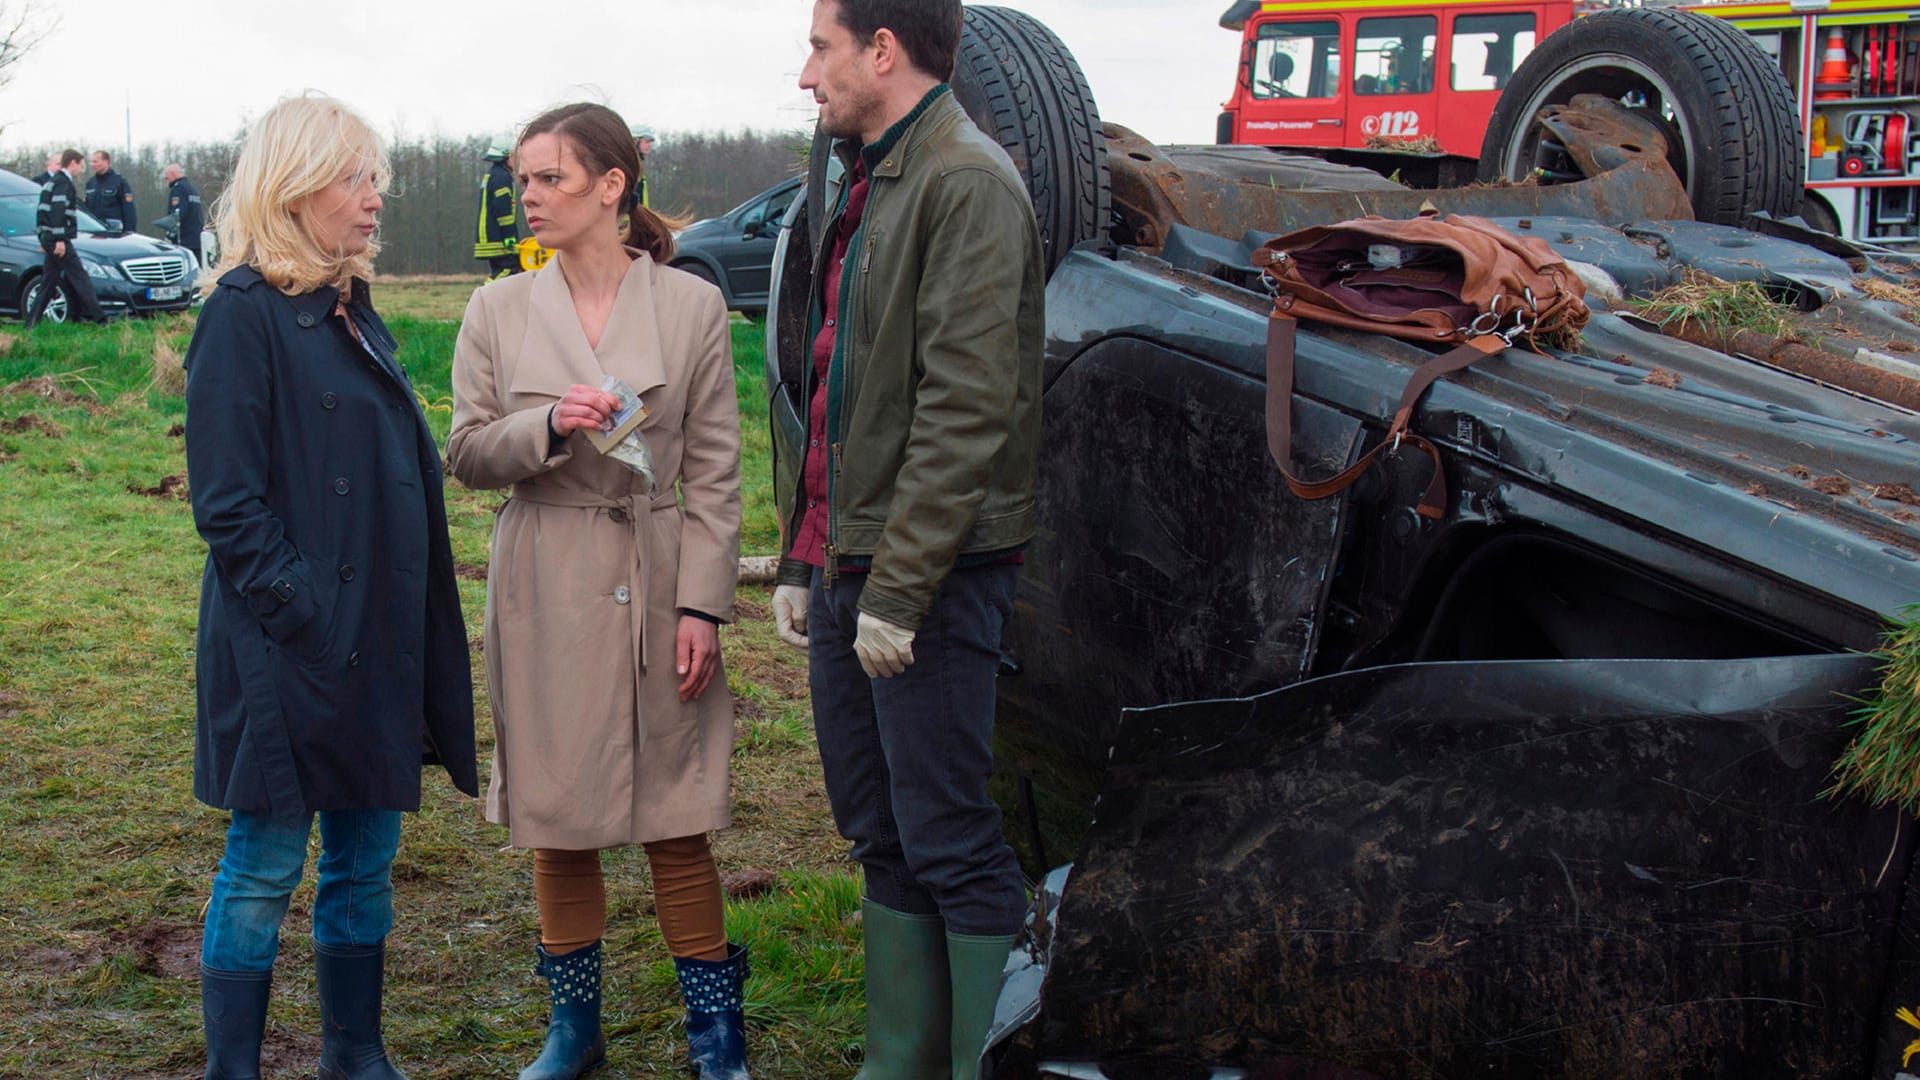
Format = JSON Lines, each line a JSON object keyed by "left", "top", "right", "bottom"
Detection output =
{"left": 535, "top": 832, "right": 728, "bottom": 961}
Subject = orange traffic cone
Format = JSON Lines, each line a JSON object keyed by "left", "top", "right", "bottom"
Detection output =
{"left": 1815, "top": 27, "right": 1855, "bottom": 100}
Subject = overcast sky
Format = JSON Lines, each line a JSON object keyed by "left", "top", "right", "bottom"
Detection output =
{"left": 1, "top": 1, "right": 1240, "bottom": 154}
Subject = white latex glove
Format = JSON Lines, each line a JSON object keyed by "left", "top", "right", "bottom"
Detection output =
{"left": 854, "top": 612, "right": 916, "bottom": 678}
{"left": 772, "top": 584, "right": 811, "bottom": 650}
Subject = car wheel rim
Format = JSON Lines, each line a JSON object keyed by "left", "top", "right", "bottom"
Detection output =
{"left": 1500, "top": 53, "right": 1694, "bottom": 205}
{"left": 29, "top": 282, "right": 68, "bottom": 324}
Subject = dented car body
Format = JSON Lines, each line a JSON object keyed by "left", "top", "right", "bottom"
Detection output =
{"left": 768, "top": 9, "right": 1920, "bottom": 1078}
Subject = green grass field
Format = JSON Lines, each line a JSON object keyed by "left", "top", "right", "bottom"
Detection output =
{"left": 0, "top": 281, "right": 861, "bottom": 1078}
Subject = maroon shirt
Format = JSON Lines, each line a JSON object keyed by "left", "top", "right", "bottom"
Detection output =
{"left": 791, "top": 158, "right": 871, "bottom": 569}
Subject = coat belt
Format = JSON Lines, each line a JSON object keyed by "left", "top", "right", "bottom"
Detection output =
{"left": 507, "top": 484, "right": 679, "bottom": 675}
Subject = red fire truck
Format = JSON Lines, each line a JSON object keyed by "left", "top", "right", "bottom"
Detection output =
{"left": 1217, "top": 0, "right": 1920, "bottom": 242}
{"left": 1216, "top": 0, "right": 1572, "bottom": 164}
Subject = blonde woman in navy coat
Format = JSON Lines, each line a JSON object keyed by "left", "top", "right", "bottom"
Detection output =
{"left": 183, "top": 92, "right": 478, "bottom": 1080}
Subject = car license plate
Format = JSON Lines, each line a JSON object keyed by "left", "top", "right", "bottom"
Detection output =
{"left": 147, "top": 286, "right": 183, "bottom": 301}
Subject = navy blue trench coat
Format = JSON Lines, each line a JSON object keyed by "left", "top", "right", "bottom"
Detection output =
{"left": 184, "top": 265, "right": 478, "bottom": 816}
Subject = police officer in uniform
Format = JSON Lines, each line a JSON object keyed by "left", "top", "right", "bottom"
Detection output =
{"left": 84, "top": 150, "right": 137, "bottom": 234}
{"left": 472, "top": 138, "right": 519, "bottom": 280}
{"left": 163, "top": 163, "right": 205, "bottom": 266}
{"left": 26, "top": 150, "right": 108, "bottom": 328}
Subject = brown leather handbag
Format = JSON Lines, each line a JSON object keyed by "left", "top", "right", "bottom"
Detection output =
{"left": 1252, "top": 211, "right": 1588, "bottom": 518}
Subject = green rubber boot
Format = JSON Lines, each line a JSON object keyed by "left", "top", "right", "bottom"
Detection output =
{"left": 854, "top": 900, "right": 950, "bottom": 1080}
{"left": 945, "top": 932, "right": 1015, "bottom": 1080}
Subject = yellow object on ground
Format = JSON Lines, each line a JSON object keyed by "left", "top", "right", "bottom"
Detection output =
{"left": 519, "top": 236, "right": 552, "bottom": 272}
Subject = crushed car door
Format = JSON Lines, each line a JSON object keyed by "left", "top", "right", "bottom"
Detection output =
{"left": 997, "top": 652, "right": 1907, "bottom": 1080}
{"left": 994, "top": 259, "right": 1365, "bottom": 871}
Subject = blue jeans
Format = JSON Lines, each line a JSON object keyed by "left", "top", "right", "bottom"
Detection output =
{"left": 808, "top": 563, "right": 1027, "bottom": 936}
{"left": 200, "top": 809, "right": 403, "bottom": 972}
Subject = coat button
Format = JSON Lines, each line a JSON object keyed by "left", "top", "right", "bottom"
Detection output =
{"left": 334, "top": 477, "right": 350, "bottom": 495}
{"left": 608, "top": 507, "right": 628, "bottom": 523}
{"left": 347, "top": 651, "right": 360, "bottom": 668}
{"left": 297, "top": 312, "right": 316, "bottom": 328}
{"left": 321, "top": 392, "right": 338, "bottom": 409}
{"left": 338, "top": 564, "right": 355, "bottom": 582}
{"left": 613, "top": 586, "right": 631, "bottom": 605}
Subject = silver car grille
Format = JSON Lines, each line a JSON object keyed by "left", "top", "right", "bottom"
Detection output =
{"left": 122, "top": 255, "right": 190, "bottom": 285}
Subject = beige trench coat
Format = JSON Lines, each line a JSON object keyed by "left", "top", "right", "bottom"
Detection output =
{"left": 446, "top": 251, "right": 741, "bottom": 850}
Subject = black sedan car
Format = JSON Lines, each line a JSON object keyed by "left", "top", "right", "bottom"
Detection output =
{"left": 0, "top": 169, "right": 197, "bottom": 323}
{"left": 669, "top": 175, "right": 801, "bottom": 317}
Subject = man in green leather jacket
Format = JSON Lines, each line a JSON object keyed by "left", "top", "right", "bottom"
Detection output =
{"left": 774, "top": 1, "right": 1045, "bottom": 1076}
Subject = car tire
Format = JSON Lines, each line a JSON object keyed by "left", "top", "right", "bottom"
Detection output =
{"left": 951, "top": 4, "right": 1111, "bottom": 278}
{"left": 21, "top": 275, "right": 68, "bottom": 325}
{"left": 1800, "top": 194, "right": 1842, "bottom": 238}
{"left": 1475, "top": 7, "right": 1802, "bottom": 227}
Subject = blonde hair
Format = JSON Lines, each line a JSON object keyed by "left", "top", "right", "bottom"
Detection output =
{"left": 208, "top": 92, "right": 389, "bottom": 295}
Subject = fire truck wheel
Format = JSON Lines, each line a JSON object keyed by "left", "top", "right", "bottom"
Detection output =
{"left": 951, "top": 5, "right": 1111, "bottom": 279}
{"left": 1475, "top": 7, "right": 1802, "bottom": 228}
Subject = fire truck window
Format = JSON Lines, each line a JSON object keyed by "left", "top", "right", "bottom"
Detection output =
{"left": 1355, "top": 15, "right": 1437, "bottom": 95}
{"left": 1253, "top": 20, "right": 1340, "bottom": 99}
{"left": 1451, "top": 12, "right": 1537, "bottom": 91}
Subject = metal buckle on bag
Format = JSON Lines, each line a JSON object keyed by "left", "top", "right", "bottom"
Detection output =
{"left": 1498, "top": 313, "right": 1533, "bottom": 345}
{"left": 1467, "top": 309, "right": 1504, "bottom": 337}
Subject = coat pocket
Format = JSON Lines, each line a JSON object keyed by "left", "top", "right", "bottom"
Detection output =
{"left": 261, "top": 561, "right": 341, "bottom": 668}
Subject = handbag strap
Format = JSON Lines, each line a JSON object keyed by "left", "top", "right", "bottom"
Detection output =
{"left": 1265, "top": 313, "right": 1504, "bottom": 519}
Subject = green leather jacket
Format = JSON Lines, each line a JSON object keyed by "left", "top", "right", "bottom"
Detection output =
{"left": 776, "top": 86, "right": 1045, "bottom": 630}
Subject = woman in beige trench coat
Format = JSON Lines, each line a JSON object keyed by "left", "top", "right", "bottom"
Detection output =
{"left": 445, "top": 103, "right": 749, "bottom": 1080}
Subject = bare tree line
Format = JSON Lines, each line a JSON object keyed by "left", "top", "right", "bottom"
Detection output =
{"left": 0, "top": 2, "right": 50, "bottom": 101}
{"left": 3, "top": 128, "right": 807, "bottom": 276}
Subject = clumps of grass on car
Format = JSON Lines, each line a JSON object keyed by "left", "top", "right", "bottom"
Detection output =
{"left": 1857, "top": 276, "right": 1920, "bottom": 327}
{"left": 1827, "top": 606, "right": 1920, "bottom": 815}
{"left": 1629, "top": 268, "right": 1794, "bottom": 341}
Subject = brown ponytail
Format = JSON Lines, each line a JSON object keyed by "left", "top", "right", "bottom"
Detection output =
{"left": 625, "top": 203, "right": 679, "bottom": 263}
{"left": 518, "top": 103, "right": 687, "bottom": 263}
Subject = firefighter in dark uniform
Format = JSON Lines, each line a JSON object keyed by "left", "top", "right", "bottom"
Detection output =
{"left": 26, "top": 150, "right": 108, "bottom": 328}
{"left": 84, "top": 150, "right": 137, "bottom": 234}
{"left": 163, "top": 163, "right": 205, "bottom": 266}
{"left": 473, "top": 138, "right": 520, "bottom": 280}
{"left": 628, "top": 124, "right": 655, "bottom": 214}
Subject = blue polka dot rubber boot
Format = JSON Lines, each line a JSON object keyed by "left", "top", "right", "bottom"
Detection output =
{"left": 518, "top": 941, "right": 607, "bottom": 1080}
{"left": 673, "top": 942, "right": 751, "bottom": 1080}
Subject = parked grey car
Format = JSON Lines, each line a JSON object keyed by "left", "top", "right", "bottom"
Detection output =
{"left": 670, "top": 176, "right": 801, "bottom": 317}
{"left": 0, "top": 169, "right": 197, "bottom": 323}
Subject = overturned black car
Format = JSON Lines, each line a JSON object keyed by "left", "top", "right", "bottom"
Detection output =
{"left": 767, "top": 7, "right": 1920, "bottom": 1078}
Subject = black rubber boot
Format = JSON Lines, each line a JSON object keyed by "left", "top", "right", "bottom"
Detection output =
{"left": 674, "top": 942, "right": 751, "bottom": 1080}
{"left": 314, "top": 940, "right": 408, "bottom": 1080}
{"left": 201, "top": 964, "right": 272, "bottom": 1080}
{"left": 518, "top": 941, "right": 606, "bottom": 1080}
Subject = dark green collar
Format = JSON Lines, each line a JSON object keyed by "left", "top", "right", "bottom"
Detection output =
{"left": 859, "top": 83, "right": 951, "bottom": 175}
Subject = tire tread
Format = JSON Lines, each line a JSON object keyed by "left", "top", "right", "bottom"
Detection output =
{"left": 953, "top": 5, "right": 1111, "bottom": 277}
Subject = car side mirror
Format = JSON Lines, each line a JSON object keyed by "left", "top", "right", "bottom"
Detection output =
{"left": 746, "top": 221, "right": 778, "bottom": 241}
